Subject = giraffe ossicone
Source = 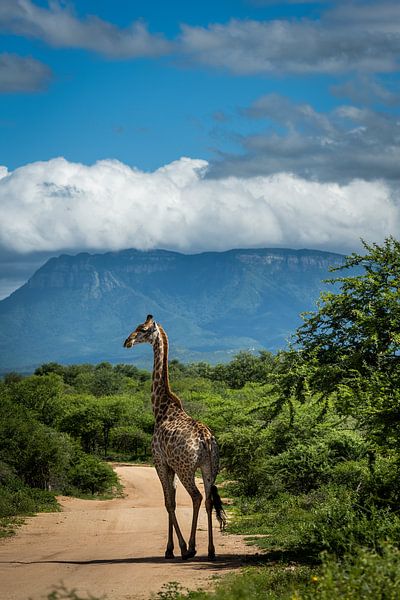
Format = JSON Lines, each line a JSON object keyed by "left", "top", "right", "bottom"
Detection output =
{"left": 124, "top": 315, "right": 226, "bottom": 560}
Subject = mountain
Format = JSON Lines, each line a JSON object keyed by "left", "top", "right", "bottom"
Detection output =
{"left": 0, "top": 247, "right": 344, "bottom": 372}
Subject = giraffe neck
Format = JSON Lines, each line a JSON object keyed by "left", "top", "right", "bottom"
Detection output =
{"left": 151, "top": 324, "right": 182, "bottom": 420}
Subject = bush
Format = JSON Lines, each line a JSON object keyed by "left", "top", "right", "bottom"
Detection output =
{"left": 68, "top": 454, "right": 118, "bottom": 495}
{"left": 297, "top": 486, "right": 400, "bottom": 556}
{"left": 109, "top": 426, "right": 151, "bottom": 459}
{"left": 330, "top": 460, "right": 370, "bottom": 489}
{"left": 0, "top": 470, "right": 58, "bottom": 518}
{"left": 167, "top": 545, "right": 400, "bottom": 600}
{"left": 0, "top": 397, "right": 78, "bottom": 490}
{"left": 260, "top": 442, "right": 332, "bottom": 495}
{"left": 306, "top": 544, "right": 400, "bottom": 600}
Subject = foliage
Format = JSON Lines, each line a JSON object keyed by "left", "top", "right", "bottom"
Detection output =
{"left": 0, "top": 394, "right": 77, "bottom": 490}
{"left": 306, "top": 544, "right": 400, "bottom": 600}
{"left": 109, "top": 425, "right": 152, "bottom": 459}
{"left": 68, "top": 453, "right": 118, "bottom": 495}
{"left": 170, "top": 351, "right": 274, "bottom": 389}
{"left": 278, "top": 237, "right": 400, "bottom": 450}
{"left": 0, "top": 470, "right": 58, "bottom": 517}
{"left": 155, "top": 567, "right": 313, "bottom": 600}
{"left": 0, "top": 377, "right": 124, "bottom": 528}
{"left": 297, "top": 237, "right": 400, "bottom": 377}
{"left": 156, "top": 546, "right": 400, "bottom": 600}
{"left": 35, "top": 361, "right": 151, "bottom": 395}
{"left": 6, "top": 373, "right": 65, "bottom": 426}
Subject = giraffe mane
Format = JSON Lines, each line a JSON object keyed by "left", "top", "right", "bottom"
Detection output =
{"left": 158, "top": 324, "right": 183, "bottom": 409}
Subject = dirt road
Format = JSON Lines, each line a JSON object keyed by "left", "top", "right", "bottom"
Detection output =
{"left": 0, "top": 465, "right": 253, "bottom": 600}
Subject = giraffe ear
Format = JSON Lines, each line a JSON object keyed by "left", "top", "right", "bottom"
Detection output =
{"left": 146, "top": 314, "right": 154, "bottom": 322}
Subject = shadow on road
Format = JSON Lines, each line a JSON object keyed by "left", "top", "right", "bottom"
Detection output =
{"left": 0, "top": 554, "right": 248, "bottom": 570}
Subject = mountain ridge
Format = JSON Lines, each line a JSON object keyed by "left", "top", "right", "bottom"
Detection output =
{"left": 0, "top": 247, "right": 344, "bottom": 372}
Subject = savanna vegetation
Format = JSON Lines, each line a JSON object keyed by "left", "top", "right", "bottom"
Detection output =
{"left": 1, "top": 236, "right": 400, "bottom": 599}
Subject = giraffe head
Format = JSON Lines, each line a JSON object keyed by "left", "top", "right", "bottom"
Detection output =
{"left": 123, "top": 314, "right": 158, "bottom": 348}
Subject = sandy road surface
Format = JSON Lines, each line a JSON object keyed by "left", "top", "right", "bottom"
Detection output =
{"left": 0, "top": 465, "right": 253, "bottom": 600}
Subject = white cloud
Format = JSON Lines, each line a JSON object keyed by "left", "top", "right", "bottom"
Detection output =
{"left": 0, "top": 0, "right": 170, "bottom": 58}
{"left": 0, "top": 157, "right": 397, "bottom": 257}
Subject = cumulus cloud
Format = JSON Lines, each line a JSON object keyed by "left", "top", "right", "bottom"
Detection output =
{"left": 208, "top": 94, "right": 400, "bottom": 182}
{"left": 179, "top": 3, "right": 400, "bottom": 75}
{"left": 0, "top": 52, "right": 51, "bottom": 92}
{"left": 0, "top": 0, "right": 170, "bottom": 58}
{"left": 0, "top": 157, "right": 397, "bottom": 259}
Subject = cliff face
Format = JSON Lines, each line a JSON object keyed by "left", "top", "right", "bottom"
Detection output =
{"left": 0, "top": 247, "right": 344, "bottom": 371}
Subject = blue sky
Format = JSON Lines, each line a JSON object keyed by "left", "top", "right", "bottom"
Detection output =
{"left": 0, "top": 1, "right": 334, "bottom": 171}
{"left": 0, "top": 0, "right": 399, "bottom": 297}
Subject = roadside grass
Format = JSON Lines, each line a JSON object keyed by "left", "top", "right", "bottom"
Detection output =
{"left": 150, "top": 544, "right": 400, "bottom": 600}
{"left": 46, "top": 584, "right": 105, "bottom": 599}
{"left": 0, "top": 483, "right": 60, "bottom": 538}
{"left": 0, "top": 516, "right": 25, "bottom": 538}
{"left": 0, "top": 464, "right": 123, "bottom": 538}
{"left": 152, "top": 565, "right": 315, "bottom": 600}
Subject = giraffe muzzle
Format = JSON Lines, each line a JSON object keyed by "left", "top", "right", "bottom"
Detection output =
{"left": 123, "top": 334, "right": 136, "bottom": 348}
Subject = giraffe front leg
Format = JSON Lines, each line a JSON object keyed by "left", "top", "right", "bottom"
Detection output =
{"left": 178, "top": 473, "right": 202, "bottom": 560}
{"left": 155, "top": 461, "right": 188, "bottom": 559}
{"left": 168, "top": 507, "right": 189, "bottom": 559}
{"left": 165, "top": 510, "right": 174, "bottom": 559}
{"left": 185, "top": 489, "right": 202, "bottom": 559}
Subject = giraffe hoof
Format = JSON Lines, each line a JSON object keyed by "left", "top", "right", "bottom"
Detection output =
{"left": 208, "top": 552, "right": 216, "bottom": 561}
{"left": 165, "top": 550, "right": 175, "bottom": 559}
{"left": 182, "top": 549, "right": 196, "bottom": 560}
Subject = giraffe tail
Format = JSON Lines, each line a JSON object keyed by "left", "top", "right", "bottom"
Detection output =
{"left": 211, "top": 485, "right": 227, "bottom": 531}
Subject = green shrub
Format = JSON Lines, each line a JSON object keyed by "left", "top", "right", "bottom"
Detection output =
{"left": 0, "top": 396, "right": 78, "bottom": 490}
{"left": 167, "top": 565, "right": 313, "bottom": 600}
{"left": 298, "top": 486, "right": 400, "bottom": 556}
{"left": 68, "top": 454, "right": 118, "bottom": 495}
{"left": 0, "top": 473, "right": 58, "bottom": 518}
{"left": 330, "top": 460, "right": 370, "bottom": 489}
{"left": 305, "top": 545, "right": 400, "bottom": 600}
{"left": 325, "top": 430, "right": 366, "bottom": 462}
{"left": 166, "top": 545, "right": 400, "bottom": 600}
{"left": 260, "top": 442, "right": 332, "bottom": 495}
{"left": 229, "top": 484, "right": 400, "bottom": 557}
{"left": 109, "top": 426, "right": 151, "bottom": 459}
{"left": 366, "top": 454, "right": 400, "bottom": 509}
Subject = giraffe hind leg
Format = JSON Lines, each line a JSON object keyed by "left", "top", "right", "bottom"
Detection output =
{"left": 201, "top": 470, "right": 216, "bottom": 560}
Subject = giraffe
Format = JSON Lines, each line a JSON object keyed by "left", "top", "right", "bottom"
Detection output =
{"left": 123, "top": 314, "right": 226, "bottom": 560}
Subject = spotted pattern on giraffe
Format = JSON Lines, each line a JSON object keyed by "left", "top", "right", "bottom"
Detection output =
{"left": 124, "top": 314, "right": 226, "bottom": 560}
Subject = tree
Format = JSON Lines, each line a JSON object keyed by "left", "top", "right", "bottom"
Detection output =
{"left": 281, "top": 237, "right": 400, "bottom": 449}
{"left": 212, "top": 351, "right": 274, "bottom": 389}
{"left": 295, "top": 237, "right": 400, "bottom": 393}
{"left": 7, "top": 374, "right": 65, "bottom": 426}
{"left": 59, "top": 398, "right": 103, "bottom": 453}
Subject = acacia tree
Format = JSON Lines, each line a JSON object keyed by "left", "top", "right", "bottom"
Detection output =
{"left": 280, "top": 237, "right": 400, "bottom": 448}
{"left": 297, "top": 237, "right": 400, "bottom": 380}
